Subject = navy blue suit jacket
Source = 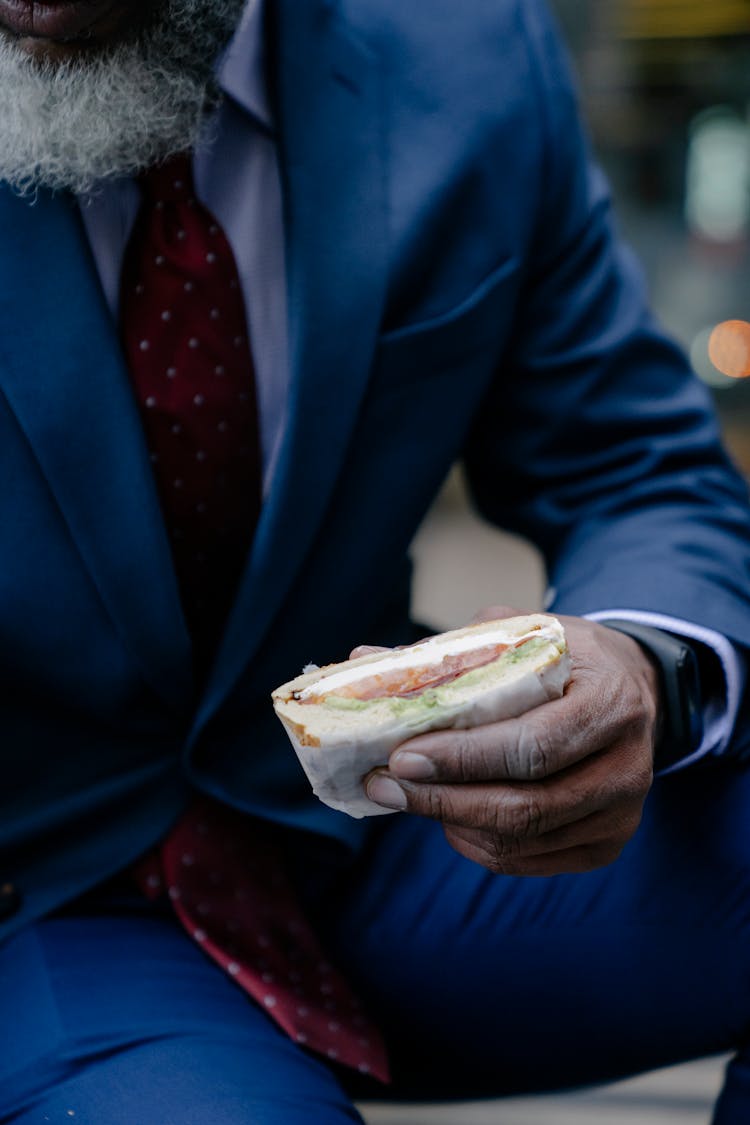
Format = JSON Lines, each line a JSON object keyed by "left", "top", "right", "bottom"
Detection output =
{"left": 2, "top": 0, "right": 750, "bottom": 939}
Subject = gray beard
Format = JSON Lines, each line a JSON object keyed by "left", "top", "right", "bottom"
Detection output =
{"left": 0, "top": 0, "right": 247, "bottom": 195}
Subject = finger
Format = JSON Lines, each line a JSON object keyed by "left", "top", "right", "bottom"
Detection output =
{"left": 367, "top": 739, "right": 651, "bottom": 833}
{"left": 389, "top": 681, "right": 602, "bottom": 784}
{"left": 389, "top": 652, "right": 654, "bottom": 784}
{"left": 364, "top": 767, "right": 600, "bottom": 835}
{"left": 445, "top": 796, "right": 644, "bottom": 865}
{"left": 444, "top": 827, "right": 625, "bottom": 877}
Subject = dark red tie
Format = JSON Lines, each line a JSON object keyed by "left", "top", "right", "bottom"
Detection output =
{"left": 137, "top": 797, "right": 389, "bottom": 1081}
{"left": 121, "top": 155, "right": 389, "bottom": 1084}
{"left": 120, "top": 152, "right": 261, "bottom": 670}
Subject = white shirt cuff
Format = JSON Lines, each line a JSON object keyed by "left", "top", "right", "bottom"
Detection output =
{"left": 583, "top": 609, "right": 745, "bottom": 774}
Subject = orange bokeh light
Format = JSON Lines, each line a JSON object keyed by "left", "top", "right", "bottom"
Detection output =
{"left": 708, "top": 320, "right": 750, "bottom": 379}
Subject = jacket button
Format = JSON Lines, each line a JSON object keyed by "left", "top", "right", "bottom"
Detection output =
{"left": 0, "top": 882, "right": 22, "bottom": 920}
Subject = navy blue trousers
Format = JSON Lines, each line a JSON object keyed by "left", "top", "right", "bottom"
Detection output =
{"left": 3, "top": 758, "right": 750, "bottom": 1123}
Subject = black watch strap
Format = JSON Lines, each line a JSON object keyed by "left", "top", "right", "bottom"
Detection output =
{"left": 598, "top": 620, "right": 704, "bottom": 771}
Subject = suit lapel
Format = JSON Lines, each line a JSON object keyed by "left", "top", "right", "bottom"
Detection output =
{"left": 0, "top": 186, "right": 193, "bottom": 710}
{"left": 195, "top": 0, "right": 388, "bottom": 726}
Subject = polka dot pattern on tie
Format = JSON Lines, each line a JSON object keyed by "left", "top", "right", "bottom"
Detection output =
{"left": 120, "top": 152, "right": 262, "bottom": 666}
{"left": 135, "top": 798, "right": 390, "bottom": 1084}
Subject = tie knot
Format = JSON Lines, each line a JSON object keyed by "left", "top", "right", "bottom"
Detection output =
{"left": 140, "top": 153, "right": 196, "bottom": 205}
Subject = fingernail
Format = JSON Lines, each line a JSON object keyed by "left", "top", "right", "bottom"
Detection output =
{"left": 366, "top": 775, "right": 408, "bottom": 811}
{"left": 390, "top": 751, "right": 436, "bottom": 780}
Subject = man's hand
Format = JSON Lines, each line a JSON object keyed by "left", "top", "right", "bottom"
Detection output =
{"left": 362, "top": 607, "right": 660, "bottom": 877}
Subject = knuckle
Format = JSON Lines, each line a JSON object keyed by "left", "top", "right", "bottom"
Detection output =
{"left": 512, "top": 723, "right": 555, "bottom": 781}
{"left": 526, "top": 740, "right": 551, "bottom": 782}
{"left": 615, "top": 770, "right": 641, "bottom": 805}
{"left": 496, "top": 834, "right": 524, "bottom": 861}
{"left": 486, "top": 836, "right": 523, "bottom": 875}
{"left": 615, "top": 673, "right": 657, "bottom": 741}
{"left": 634, "top": 759, "right": 654, "bottom": 797}
{"left": 499, "top": 793, "right": 545, "bottom": 839}
{"left": 447, "top": 732, "right": 483, "bottom": 782}
{"left": 448, "top": 828, "right": 525, "bottom": 875}
{"left": 421, "top": 785, "right": 448, "bottom": 821}
{"left": 617, "top": 755, "right": 654, "bottom": 804}
{"left": 610, "top": 675, "right": 637, "bottom": 722}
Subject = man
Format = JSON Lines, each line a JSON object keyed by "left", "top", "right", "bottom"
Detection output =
{"left": 1, "top": 0, "right": 750, "bottom": 1120}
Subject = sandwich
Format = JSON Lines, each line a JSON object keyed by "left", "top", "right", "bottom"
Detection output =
{"left": 272, "top": 613, "right": 571, "bottom": 819}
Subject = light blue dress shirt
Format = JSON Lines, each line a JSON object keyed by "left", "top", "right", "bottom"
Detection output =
{"left": 79, "top": 0, "right": 287, "bottom": 495}
{"left": 77, "top": 0, "right": 743, "bottom": 768}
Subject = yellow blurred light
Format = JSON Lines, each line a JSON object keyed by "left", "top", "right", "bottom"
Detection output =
{"left": 620, "top": 0, "right": 750, "bottom": 40}
{"left": 708, "top": 320, "right": 750, "bottom": 379}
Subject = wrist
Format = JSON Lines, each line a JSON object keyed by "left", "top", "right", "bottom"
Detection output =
{"left": 598, "top": 620, "right": 704, "bottom": 770}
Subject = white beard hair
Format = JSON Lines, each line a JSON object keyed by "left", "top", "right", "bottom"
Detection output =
{"left": 0, "top": 0, "right": 247, "bottom": 195}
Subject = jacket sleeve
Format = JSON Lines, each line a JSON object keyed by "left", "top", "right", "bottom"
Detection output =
{"left": 462, "top": 0, "right": 750, "bottom": 756}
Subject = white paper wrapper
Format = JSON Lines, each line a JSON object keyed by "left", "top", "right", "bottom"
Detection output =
{"left": 272, "top": 615, "right": 571, "bottom": 818}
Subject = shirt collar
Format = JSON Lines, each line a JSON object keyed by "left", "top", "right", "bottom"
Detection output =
{"left": 216, "top": 0, "right": 273, "bottom": 130}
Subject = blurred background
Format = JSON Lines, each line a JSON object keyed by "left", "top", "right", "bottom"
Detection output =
{"left": 411, "top": 0, "right": 750, "bottom": 628}
{"left": 392, "top": 2, "right": 750, "bottom": 1122}
{"left": 558, "top": 0, "right": 750, "bottom": 461}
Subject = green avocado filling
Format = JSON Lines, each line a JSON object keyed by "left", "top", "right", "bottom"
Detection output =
{"left": 322, "top": 635, "right": 555, "bottom": 717}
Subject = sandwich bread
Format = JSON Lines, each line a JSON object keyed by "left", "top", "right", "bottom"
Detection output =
{"left": 272, "top": 613, "right": 571, "bottom": 818}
